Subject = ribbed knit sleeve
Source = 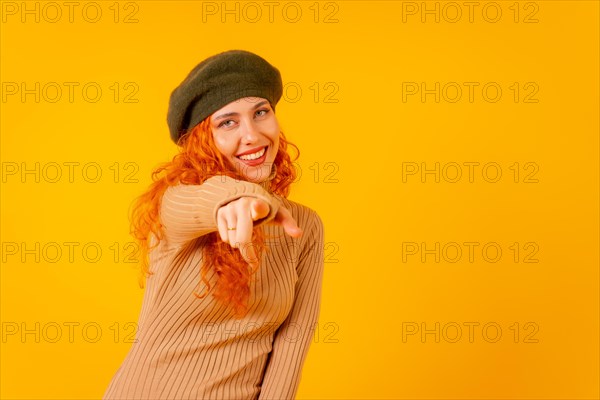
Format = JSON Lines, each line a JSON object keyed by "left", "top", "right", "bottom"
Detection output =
{"left": 160, "top": 175, "right": 281, "bottom": 247}
{"left": 258, "top": 210, "right": 325, "bottom": 400}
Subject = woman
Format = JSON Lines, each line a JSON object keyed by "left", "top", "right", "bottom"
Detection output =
{"left": 103, "top": 50, "right": 325, "bottom": 400}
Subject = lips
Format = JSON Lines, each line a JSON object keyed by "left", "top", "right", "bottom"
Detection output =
{"left": 235, "top": 146, "right": 268, "bottom": 166}
{"left": 236, "top": 146, "right": 267, "bottom": 157}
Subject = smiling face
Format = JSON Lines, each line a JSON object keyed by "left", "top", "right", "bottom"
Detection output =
{"left": 210, "top": 97, "right": 280, "bottom": 183}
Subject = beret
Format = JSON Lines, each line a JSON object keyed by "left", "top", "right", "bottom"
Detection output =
{"left": 167, "top": 49, "right": 283, "bottom": 144}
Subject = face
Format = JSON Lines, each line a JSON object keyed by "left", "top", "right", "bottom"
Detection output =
{"left": 210, "top": 97, "right": 280, "bottom": 183}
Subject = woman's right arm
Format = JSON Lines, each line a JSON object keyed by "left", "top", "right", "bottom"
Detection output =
{"left": 159, "top": 175, "right": 280, "bottom": 247}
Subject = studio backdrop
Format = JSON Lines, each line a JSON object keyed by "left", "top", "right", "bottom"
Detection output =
{"left": 1, "top": 1, "right": 599, "bottom": 399}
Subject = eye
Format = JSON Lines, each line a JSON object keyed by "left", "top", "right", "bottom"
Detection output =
{"left": 255, "top": 108, "right": 269, "bottom": 117}
{"left": 218, "top": 119, "right": 236, "bottom": 128}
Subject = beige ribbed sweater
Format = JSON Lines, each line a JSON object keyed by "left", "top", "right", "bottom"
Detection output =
{"left": 103, "top": 170, "right": 325, "bottom": 400}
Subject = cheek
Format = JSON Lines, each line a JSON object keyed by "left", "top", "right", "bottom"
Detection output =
{"left": 266, "top": 120, "right": 280, "bottom": 143}
{"left": 270, "top": 135, "right": 280, "bottom": 152}
{"left": 213, "top": 134, "right": 236, "bottom": 157}
{"left": 269, "top": 132, "right": 280, "bottom": 155}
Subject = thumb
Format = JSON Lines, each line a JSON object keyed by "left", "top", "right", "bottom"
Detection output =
{"left": 250, "top": 198, "right": 270, "bottom": 221}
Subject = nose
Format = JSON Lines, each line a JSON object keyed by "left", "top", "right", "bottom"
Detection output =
{"left": 239, "top": 118, "right": 260, "bottom": 143}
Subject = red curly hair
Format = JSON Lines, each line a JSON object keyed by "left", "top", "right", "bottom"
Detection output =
{"left": 130, "top": 117, "right": 299, "bottom": 318}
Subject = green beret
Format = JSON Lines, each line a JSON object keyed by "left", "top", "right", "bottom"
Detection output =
{"left": 167, "top": 49, "right": 283, "bottom": 144}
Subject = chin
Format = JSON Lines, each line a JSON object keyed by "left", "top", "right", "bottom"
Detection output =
{"left": 241, "top": 164, "right": 272, "bottom": 183}
{"left": 244, "top": 164, "right": 271, "bottom": 183}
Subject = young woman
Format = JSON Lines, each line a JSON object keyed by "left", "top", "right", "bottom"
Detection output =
{"left": 103, "top": 50, "right": 325, "bottom": 400}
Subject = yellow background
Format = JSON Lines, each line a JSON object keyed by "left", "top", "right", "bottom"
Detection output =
{"left": 1, "top": 1, "right": 598, "bottom": 399}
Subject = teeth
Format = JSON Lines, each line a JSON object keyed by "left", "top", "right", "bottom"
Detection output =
{"left": 238, "top": 147, "right": 266, "bottom": 161}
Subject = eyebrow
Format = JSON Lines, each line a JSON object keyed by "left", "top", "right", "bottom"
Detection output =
{"left": 213, "top": 100, "right": 269, "bottom": 121}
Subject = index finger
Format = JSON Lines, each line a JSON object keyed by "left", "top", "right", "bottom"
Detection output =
{"left": 270, "top": 205, "right": 303, "bottom": 238}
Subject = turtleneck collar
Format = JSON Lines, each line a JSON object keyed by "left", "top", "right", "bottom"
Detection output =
{"left": 258, "top": 163, "right": 277, "bottom": 193}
